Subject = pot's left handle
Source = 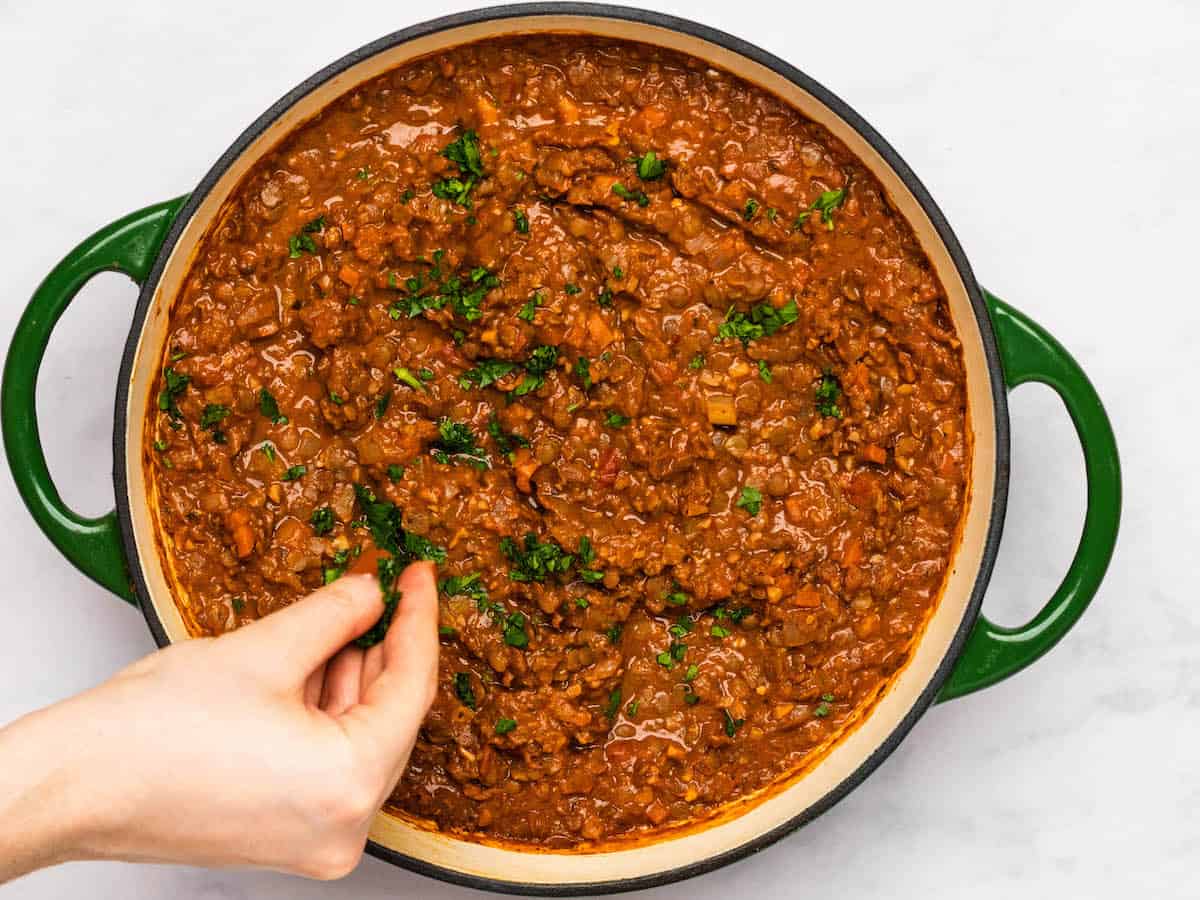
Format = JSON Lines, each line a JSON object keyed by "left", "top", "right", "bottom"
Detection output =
{"left": 2, "top": 197, "right": 187, "bottom": 603}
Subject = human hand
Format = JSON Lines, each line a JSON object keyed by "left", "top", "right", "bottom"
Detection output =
{"left": 0, "top": 562, "right": 438, "bottom": 882}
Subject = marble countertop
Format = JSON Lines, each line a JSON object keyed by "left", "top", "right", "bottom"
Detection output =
{"left": 1, "top": 1, "right": 1194, "bottom": 896}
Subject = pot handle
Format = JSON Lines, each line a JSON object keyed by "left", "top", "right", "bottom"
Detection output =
{"left": 2, "top": 198, "right": 187, "bottom": 603}
{"left": 938, "top": 289, "right": 1120, "bottom": 701}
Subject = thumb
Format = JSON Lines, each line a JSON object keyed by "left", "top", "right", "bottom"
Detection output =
{"left": 227, "top": 573, "right": 387, "bottom": 681}
{"left": 346, "top": 561, "right": 439, "bottom": 763}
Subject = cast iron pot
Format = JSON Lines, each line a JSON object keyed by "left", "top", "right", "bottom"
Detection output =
{"left": 2, "top": 4, "right": 1121, "bottom": 894}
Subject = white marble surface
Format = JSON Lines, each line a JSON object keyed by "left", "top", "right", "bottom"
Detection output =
{"left": 0, "top": 0, "right": 1194, "bottom": 896}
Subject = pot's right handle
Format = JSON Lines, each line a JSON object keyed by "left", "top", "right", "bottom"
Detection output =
{"left": 2, "top": 197, "right": 186, "bottom": 603}
{"left": 938, "top": 289, "right": 1121, "bottom": 701}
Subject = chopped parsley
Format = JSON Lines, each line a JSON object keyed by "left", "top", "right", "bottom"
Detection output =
{"left": 634, "top": 150, "right": 667, "bottom": 180}
{"left": 388, "top": 259, "right": 499, "bottom": 323}
{"left": 736, "top": 485, "right": 763, "bottom": 516}
{"left": 814, "top": 693, "right": 835, "bottom": 717}
{"left": 502, "top": 612, "right": 529, "bottom": 648}
{"left": 200, "top": 404, "right": 230, "bottom": 436}
{"left": 454, "top": 672, "right": 477, "bottom": 710}
{"left": 665, "top": 584, "right": 689, "bottom": 607}
{"left": 495, "top": 718, "right": 517, "bottom": 735}
{"left": 626, "top": 700, "right": 640, "bottom": 718}
{"left": 393, "top": 366, "right": 426, "bottom": 392}
{"left": 153, "top": 439, "right": 168, "bottom": 452}
{"left": 743, "top": 198, "right": 760, "bottom": 221}
{"left": 354, "top": 167, "right": 370, "bottom": 181}
{"left": 323, "top": 548, "right": 351, "bottom": 584}
{"left": 501, "top": 533, "right": 574, "bottom": 582}
{"left": 432, "top": 130, "right": 485, "bottom": 206}
{"left": 257, "top": 387, "right": 287, "bottom": 425}
{"left": 564, "top": 283, "right": 582, "bottom": 295}
{"left": 767, "top": 207, "right": 778, "bottom": 222}
{"left": 578, "top": 535, "right": 603, "bottom": 584}
{"left": 329, "top": 391, "right": 345, "bottom": 405}
{"left": 281, "top": 465, "right": 306, "bottom": 481}
{"left": 717, "top": 298, "right": 799, "bottom": 346}
{"left": 513, "top": 207, "right": 529, "bottom": 234}
{"left": 517, "top": 292, "right": 540, "bottom": 322}
{"left": 795, "top": 187, "right": 847, "bottom": 230}
{"left": 487, "top": 416, "right": 530, "bottom": 462}
{"left": 604, "top": 411, "right": 630, "bottom": 428}
{"left": 612, "top": 265, "right": 624, "bottom": 279}
{"left": 309, "top": 506, "right": 335, "bottom": 536}
{"left": 439, "top": 571, "right": 487, "bottom": 602}
{"left": 260, "top": 442, "right": 276, "bottom": 463}
{"left": 815, "top": 371, "right": 843, "bottom": 418}
{"left": 511, "top": 345, "right": 559, "bottom": 397}
{"left": 430, "top": 419, "right": 487, "bottom": 468}
{"left": 386, "top": 463, "right": 405, "bottom": 482}
{"left": 612, "top": 183, "right": 650, "bottom": 207}
{"left": 459, "top": 358, "right": 519, "bottom": 390}
{"left": 231, "top": 597, "right": 245, "bottom": 613}
{"left": 711, "top": 624, "right": 731, "bottom": 638}
{"left": 574, "top": 597, "right": 590, "bottom": 609}
{"left": 604, "top": 688, "right": 622, "bottom": 720}
{"left": 597, "top": 287, "right": 614, "bottom": 308}
{"left": 574, "top": 356, "right": 592, "bottom": 391}
{"left": 723, "top": 709, "right": 745, "bottom": 737}
{"left": 606, "top": 623, "right": 623, "bottom": 644}
{"left": 758, "top": 360, "right": 773, "bottom": 383}
{"left": 157, "top": 367, "right": 190, "bottom": 423}
{"left": 288, "top": 215, "right": 325, "bottom": 258}
{"left": 684, "top": 663, "right": 699, "bottom": 682}
{"left": 352, "top": 483, "right": 446, "bottom": 564}
{"left": 374, "top": 389, "right": 392, "bottom": 420}
{"left": 688, "top": 353, "right": 705, "bottom": 371}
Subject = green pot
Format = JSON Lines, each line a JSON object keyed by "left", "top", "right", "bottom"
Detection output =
{"left": 1, "top": 4, "right": 1121, "bottom": 895}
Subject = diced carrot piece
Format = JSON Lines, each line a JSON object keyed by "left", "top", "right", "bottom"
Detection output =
{"left": 860, "top": 443, "right": 887, "bottom": 465}
{"left": 840, "top": 537, "right": 863, "bottom": 568}
{"left": 706, "top": 394, "right": 737, "bottom": 426}
{"left": 338, "top": 265, "right": 360, "bottom": 287}
{"left": 793, "top": 588, "right": 823, "bottom": 608}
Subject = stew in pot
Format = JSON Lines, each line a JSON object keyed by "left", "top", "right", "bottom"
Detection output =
{"left": 146, "top": 35, "right": 969, "bottom": 846}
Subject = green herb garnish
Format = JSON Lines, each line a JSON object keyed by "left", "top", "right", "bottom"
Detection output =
{"left": 604, "top": 411, "right": 630, "bottom": 428}
{"left": 157, "top": 367, "right": 190, "bottom": 422}
{"left": 517, "top": 292, "right": 540, "bottom": 322}
{"left": 815, "top": 371, "right": 843, "bottom": 418}
{"left": 795, "top": 188, "right": 847, "bottom": 230}
{"left": 495, "top": 718, "right": 517, "bottom": 735}
{"left": 432, "top": 130, "right": 485, "bottom": 206}
{"left": 310, "top": 506, "right": 335, "bottom": 536}
{"left": 717, "top": 298, "right": 799, "bottom": 347}
{"left": 736, "top": 485, "right": 762, "bottom": 516}
{"left": 634, "top": 150, "right": 667, "bottom": 180}
{"left": 612, "top": 183, "right": 650, "bottom": 207}
{"left": 513, "top": 208, "right": 529, "bottom": 234}
{"left": 757, "top": 360, "right": 772, "bottom": 383}
{"left": 254, "top": 388, "right": 284, "bottom": 425}
{"left": 723, "top": 709, "right": 745, "bottom": 737}
{"left": 454, "top": 672, "right": 477, "bottom": 710}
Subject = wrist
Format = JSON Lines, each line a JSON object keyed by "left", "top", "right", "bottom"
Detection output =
{"left": 0, "top": 698, "right": 117, "bottom": 881}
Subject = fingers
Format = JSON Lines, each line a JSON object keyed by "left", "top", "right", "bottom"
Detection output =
{"left": 360, "top": 643, "right": 385, "bottom": 694}
{"left": 226, "top": 574, "right": 385, "bottom": 681}
{"left": 320, "top": 646, "right": 365, "bottom": 716}
{"left": 303, "top": 662, "right": 328, "bottom": 707}
{"left": 346, "top": 562, "right": 439, "bottom": 760}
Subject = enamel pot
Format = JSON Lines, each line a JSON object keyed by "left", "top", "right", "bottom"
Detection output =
{"left": 1, "top": 4, "right": 1121, "bottom": 894}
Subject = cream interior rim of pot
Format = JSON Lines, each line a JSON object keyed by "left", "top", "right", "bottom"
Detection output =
{"left": 119, "top": 9, "right": 1000, "bottom": 890}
